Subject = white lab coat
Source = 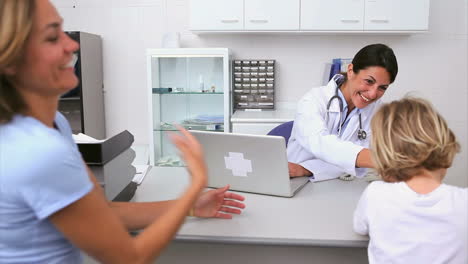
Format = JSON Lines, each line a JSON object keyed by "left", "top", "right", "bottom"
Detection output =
{"left": 287, "top": 77, "right": 382, "bottom": 182}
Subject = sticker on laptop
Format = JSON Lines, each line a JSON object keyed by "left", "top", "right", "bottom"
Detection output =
{"left": 224, "top": 152, "right": 252, "bottom": 177}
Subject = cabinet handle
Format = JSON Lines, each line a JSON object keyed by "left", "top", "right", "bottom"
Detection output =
{"left": 249, "top": 19, "right": 269, "bottom": 24}
{"left": 221, "top": 19, "right": 239, "bottom": 24}
{"left": 370, "top": 19, "right": 389, "bottom": 23}
{"left": 340, "top": 19, "right": 360, "bottom": 23}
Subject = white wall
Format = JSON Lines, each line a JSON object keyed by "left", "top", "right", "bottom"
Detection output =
{"left": 52, "top": 0, "right": 467, "bottom": 187}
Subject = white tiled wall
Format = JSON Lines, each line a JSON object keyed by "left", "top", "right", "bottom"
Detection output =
{"left": 52, "top": 0, "right": 467, "bottom": 187}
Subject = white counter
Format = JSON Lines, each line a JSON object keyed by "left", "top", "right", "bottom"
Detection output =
{"left": 231, "top": 109, "right": 296, "bottom": 135}
{"left": 133, "top": 166, "right": 370, "bottom": 264}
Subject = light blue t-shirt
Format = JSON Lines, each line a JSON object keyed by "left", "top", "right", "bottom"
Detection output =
{"left": 0, "top": 113, "right": 93, "bottom": 263}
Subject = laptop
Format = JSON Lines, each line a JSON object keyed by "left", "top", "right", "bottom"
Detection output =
{"left": 191, "top": 131, "right": 309, "bottom": 197}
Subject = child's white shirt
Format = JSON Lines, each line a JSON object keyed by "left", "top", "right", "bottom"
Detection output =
{"left": 354, "top": 181, "right": 467, "bottom": 264}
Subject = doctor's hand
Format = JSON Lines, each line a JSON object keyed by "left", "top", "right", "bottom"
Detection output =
{"left": 192, "top": 185, "right": 246, "bottom": 219}
{"left": 288, "top": 162, "right": 313, "bottom": 178}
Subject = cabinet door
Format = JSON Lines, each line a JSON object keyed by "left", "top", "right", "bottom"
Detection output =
{"left": 190, "top": 0, "right": 243, "bottom": 30}
{"left": 232, "top": 123, "right": 282, "bottom": 135}
{"left": 148, "top": 49, "right": 230, "bottom": 166}
{"left": 301, "top": 0, "right": 364, "bottom": 30}
{"left": 365, "top": 0, "right": 430, "bottom": 31}
{"left": 245, "top": 0, "right": 300, "bottom": 30}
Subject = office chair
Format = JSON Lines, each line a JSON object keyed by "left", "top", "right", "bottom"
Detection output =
{"left": 267, "top": 121, "right": 294, "bottom": 147}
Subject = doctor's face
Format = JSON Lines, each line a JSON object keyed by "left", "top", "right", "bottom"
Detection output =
{"left": 346, "top": 65, "right": 391, "bottom": 109}
{"left": 13, "top": 0, "right": 79, "bottom": 98}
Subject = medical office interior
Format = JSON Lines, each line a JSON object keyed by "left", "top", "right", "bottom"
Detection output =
{"left": 51, "top": 0, "right": 467, "bottom": 263}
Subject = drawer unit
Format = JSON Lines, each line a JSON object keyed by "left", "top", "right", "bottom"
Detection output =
{"left": 232, "top": 59, "right": 276, "bottom": 110}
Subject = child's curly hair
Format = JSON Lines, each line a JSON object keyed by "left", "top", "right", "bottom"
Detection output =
{"left": 370, "top": 97, "right": 460, "bottom": 182}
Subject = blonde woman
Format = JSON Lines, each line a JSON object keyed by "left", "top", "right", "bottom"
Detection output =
{"left": 0, "top": 0, "right": 244, "bottom": 263}
{"left": 353, "top": 97, "right": 467, "bottom": 263}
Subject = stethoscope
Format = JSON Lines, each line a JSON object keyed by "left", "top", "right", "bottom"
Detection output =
{"left": 325, "top": 75, "right": 367, "bottom": 140}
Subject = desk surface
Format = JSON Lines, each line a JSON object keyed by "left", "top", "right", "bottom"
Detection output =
{"left": 134, "top": 167, "right": 369, "bottom": 248}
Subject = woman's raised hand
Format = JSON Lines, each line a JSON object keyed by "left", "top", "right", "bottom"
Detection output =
{"left": 169, "top": 125, "right": 208, "bottom": 188}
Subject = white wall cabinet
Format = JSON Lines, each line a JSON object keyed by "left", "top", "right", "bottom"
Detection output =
{"left": 245, "top": 0, "right": 300, "bottom": 30}
{"left": 191, "top": 0, "right": 430, "bottom": 32}
{"left": 189, "top": 0, "right": 244, "bottom": 30}
{"left": 301, "top": 0, "right": 364, "bottom": 31}
{"left": 364, "top": 0, "right": 430, "bottom": 31}
{"left": 301, "top": 0, "right": 430, "bottom": 31}
{"left": 190, "top": 0, "right": 299, "bottom": 31}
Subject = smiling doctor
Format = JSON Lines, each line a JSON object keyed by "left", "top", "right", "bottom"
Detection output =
{"left": 287, "top": 44, "right": 398, "bottom": 181}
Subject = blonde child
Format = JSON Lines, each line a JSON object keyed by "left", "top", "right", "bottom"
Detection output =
{"left": 353, "top": 97, "right": 467, "bottom": 263}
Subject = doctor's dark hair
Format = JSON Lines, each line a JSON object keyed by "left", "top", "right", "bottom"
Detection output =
{"left": 351, "top": 43, "right": 398, "bottom": 83}
{"left": 370, "top": 97, "right": 460, "bottom": 182}
{"left": 0, "top": 0, "right": 35, "bottom": 123}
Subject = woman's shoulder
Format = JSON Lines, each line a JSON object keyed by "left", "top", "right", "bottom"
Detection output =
{"left": 299, "top": 83, "right": 334, "bottom": 105}
{"left": 310, "top": 83, "right": 334, "bottom": 95}
{"left": 1, "top": 115, "right": 74, "bottom": 183}
{"left": 1, "top": 115, "right": 66, "bottom": 150}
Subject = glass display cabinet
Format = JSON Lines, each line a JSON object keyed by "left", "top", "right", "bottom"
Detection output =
{"left": 147, "top": 48, "right": 231, "bottom": 166}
